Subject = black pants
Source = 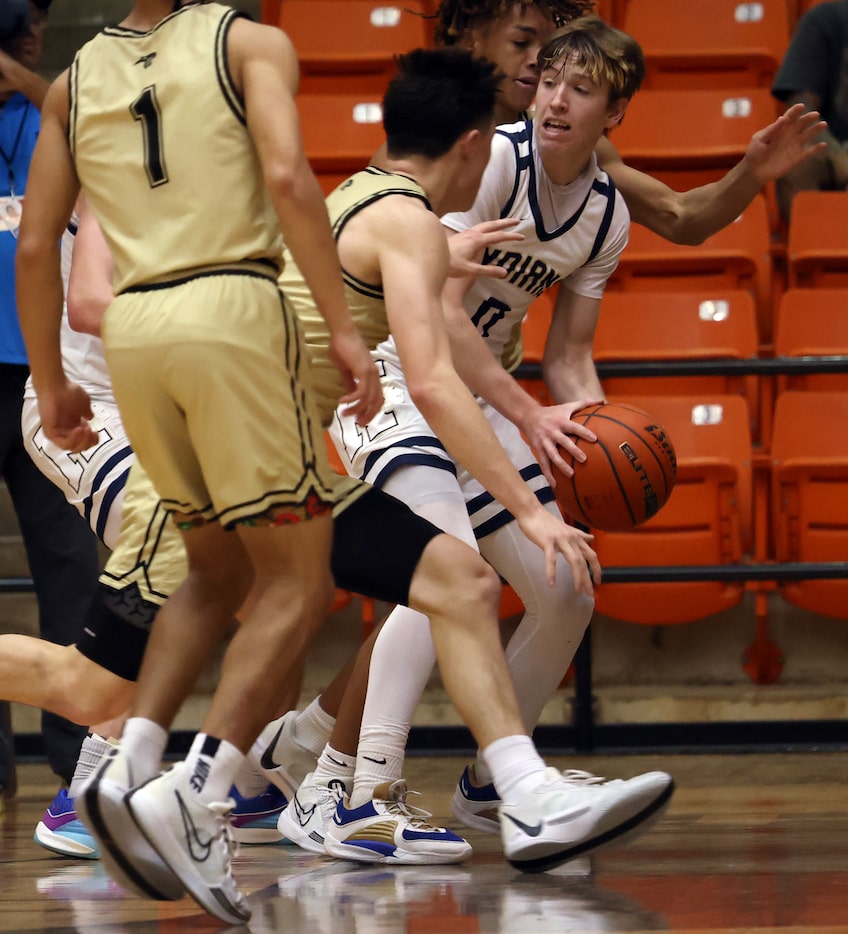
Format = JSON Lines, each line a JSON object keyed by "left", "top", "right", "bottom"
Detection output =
{"left": 0, "top": 364, "right": 100, "bottom": 786}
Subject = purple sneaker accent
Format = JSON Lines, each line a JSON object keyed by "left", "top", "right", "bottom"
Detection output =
{"left": 34, "top": 788, "right": 100, "bottom": 859}
{"left": 229, "top": 783, "right": 291, "bottom": 845}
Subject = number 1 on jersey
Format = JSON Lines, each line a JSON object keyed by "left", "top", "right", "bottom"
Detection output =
{"left": 131, "top": 86, "right": 169, "bottom": 187}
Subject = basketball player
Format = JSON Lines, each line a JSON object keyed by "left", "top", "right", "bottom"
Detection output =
{"left": 284, "top": 13, "right": 643, "bottom": 861}
{"left": 16, "top": 0, "right": 383, "bottom": 923}
{"left": 276, "top": 30, "right": 673, "bottom": 869}
{"left": 269, "top": 0, "right": 829, "bottom": 863}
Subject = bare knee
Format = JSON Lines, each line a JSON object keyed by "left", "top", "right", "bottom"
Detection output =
{"left": 410, "top": 535, "right": 501, "bottom": 624}
{"left": 53, "top": 648, "right": 133, "bottom": 725}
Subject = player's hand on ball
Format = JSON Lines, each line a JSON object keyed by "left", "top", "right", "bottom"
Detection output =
{"left": 522, "top": 398, "right": 602, "bottom": 487}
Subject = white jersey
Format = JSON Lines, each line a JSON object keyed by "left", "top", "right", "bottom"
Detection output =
{"left": 23, "top": 214, "right": 111, "bottom": 402}
{"left": 21, "top": 215, "right": 132, "bottom": 547}
{"left": 332, "top": 120, "right": 629, "bottom": 534}
{"left": 441, "top": 119, "right": 630, "bottom": 360}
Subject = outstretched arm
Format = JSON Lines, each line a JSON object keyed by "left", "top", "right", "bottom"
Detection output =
{"left": 599, "top": 103, "right": 827, "bottom": 244}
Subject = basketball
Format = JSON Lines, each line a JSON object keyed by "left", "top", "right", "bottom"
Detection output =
{"left": 553, "top": 403, "right": 677, "bottom": 532}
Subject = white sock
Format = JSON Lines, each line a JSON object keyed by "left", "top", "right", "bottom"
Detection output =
{"left": 294, "top": 698, "right": 336, "bottom": 758}
{"left": 481, "top": 734, "right": 547, "bottom": 804}
{"left": 351, "top": 734, "right": 407, "bottom": 808}
{"left": 232, "top": 757, "right": 271, "bottom": 798}
{"left": 69, "top": 734, "right": 114, "bottom": 798}
{"left": 472, "top": 754, "right": 494, "bottom": 788}
{"left": 312, "top": 744, "right": 355, "bottom": 796}
{"left": 120, "top": 717, "right": 168, "bottom": 786}
{"left": 184, "top": 733, "right": 245, "bottom": 805}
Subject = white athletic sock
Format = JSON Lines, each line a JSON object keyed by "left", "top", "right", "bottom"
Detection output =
{"left": 294, "top": 697, "right": 336, "bottom": 758}
{"left": 69, "top": 734, "right": 114, "bottom": 798}
{"left": 120, "top": 717, "right": 168, "bottom": 786}
{"left": 351, "top": 735, "right": 407, "bottom": 808}
{"left": 351, "top": 470, "right": 476, "bottom": 811}
{"left": 232, "top": 756, "right": 271, "bottom": 798}
{"left": 184, "top": 733, "right": 244, "bottom": 806}
{"left": 481, "top": 734, "right": 547, "bottom": 804}
{"left": 312, "top": 744, "right": 355, "bottom": 795}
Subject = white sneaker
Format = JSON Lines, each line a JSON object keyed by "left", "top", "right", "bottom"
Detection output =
{"left": 501, "top": 768, "right": 674, "bottom": 872}
{"left": 324, "top": 779, "right": 472, "bottom": 865}
{"left": 277, "top": 770, "right": 346, "bottom": 855}
{"left": 252, "top": 711, "right": 317, "bottom": 799}
{"left": 76, "top": 746, "right": 184, "bottom": 901}
{"left": 451, "top": 763, "right": 501, "bottom": 833}
{"left": 127, "top": 762, "right": 250, "bottom": 925}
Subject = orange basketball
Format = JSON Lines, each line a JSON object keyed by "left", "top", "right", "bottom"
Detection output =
{"left": 553, "top": 403, "right": 677, "bottom": 532}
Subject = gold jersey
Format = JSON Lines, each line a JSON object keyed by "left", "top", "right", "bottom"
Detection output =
{"left": 280, "top": 167, "right": 430, "bottom": 425}
{"left": 69, "top": 2, "right": 282, "bottom": 294}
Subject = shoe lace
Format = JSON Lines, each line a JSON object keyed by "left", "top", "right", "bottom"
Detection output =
{"left": 385, "top": 788, "right": 440, "bottom": 830}
{"left": 560, "top": 769, "right": 605, "bottom": 786}
{"left": 209, "top": 801, "right": 242, "bottom": 884}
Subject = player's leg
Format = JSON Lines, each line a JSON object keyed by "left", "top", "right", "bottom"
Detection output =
{"left": 0, "top": 638, "right": 133, "bottom": 726}
{"left": 87, "top": 274, "right": 338, "bottom": 921}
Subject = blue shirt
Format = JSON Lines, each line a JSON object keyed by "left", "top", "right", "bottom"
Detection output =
{"left": 1, "top": 92, "right": 40, "bottom": 365}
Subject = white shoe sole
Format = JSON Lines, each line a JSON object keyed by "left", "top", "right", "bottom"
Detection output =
{"left": 450, "top": 791, "right": 500, "bottom": 834}
{"left": 33, "top": 822, "right": 99, "bottom": 860}
{"left": 324, "top": 832, "right": 472, "bottom": 865}
{"left": 277, "top": 806, "right": 329, "bottom": 855}
{"left": 78, "top": 769, "right": 184, "bottom": 901}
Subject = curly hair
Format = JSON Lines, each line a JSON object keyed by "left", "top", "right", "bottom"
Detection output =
{"left": 433, "top": 0, "right": 596, "bottom": 47}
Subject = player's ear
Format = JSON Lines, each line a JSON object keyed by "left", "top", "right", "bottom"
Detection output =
{"left": 605, "top": 96, "right": 630, "bottom": 131}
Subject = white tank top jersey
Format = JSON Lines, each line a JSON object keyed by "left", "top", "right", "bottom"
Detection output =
{"left": 441, "top": 118, "right": 631, "bottom": 360}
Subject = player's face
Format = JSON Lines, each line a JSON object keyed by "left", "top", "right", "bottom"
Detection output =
{"left": 468, "top": 3, "right": 555, "bottom": 123}
{"left": 533, "top": 56, "right": 627, "bottom": 181}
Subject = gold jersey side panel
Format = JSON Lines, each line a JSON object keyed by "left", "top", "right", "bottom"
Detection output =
{"left": 280, "top": 168, "right": 430, "bottom": 426}
{"left": 69, "top": 3, "right": 282, "bottom": 293}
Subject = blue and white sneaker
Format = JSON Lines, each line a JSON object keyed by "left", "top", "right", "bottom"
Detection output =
{"left": 229, "top": 782, "right": 290, "bottom": 845}
{"left": 34, "top": 789, "right": 100, "bottom": 859}
{"left": 323, "top": 779, "right": 472, "bottom": 865}
{"left": 451, "top": 764, "right": 500, "bottom": 834}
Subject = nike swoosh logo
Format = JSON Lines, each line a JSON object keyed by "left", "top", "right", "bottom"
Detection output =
{"left": 362, "top": 755, "right": 387, "bottom": 765}
{"left": 503, "top": 813, "right": 543, "bottom": 837}
{"left": 327, "top": 755, "right": 347, "bottom": 768}
{"left": 292, "top": 792, "right": 317, "bottom": 828}
{"left": 259, "top": 722, "right": 286, "bottom": 772}
{"left": 176, "top": 791, "right": 214, "bottom": 862}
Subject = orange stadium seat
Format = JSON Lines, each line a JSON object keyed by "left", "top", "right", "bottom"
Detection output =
{"left": 774, "top": 289, "right": 848, "bottom": 394}
{"left": 279, "top": 1, "right": 430, "bottom": 94}
{"left": 590, "top": 393, "right": 754, "bottom": 625}
{"left": 607, "top": 194, "right": 774, "bottom": 343}
{"left": 623, "top": 0, "right": 790, "bottom": 91}
{"left": 297, "top": 93, "right": 384, "bottom": 189}
{"left": 786, "top": 191, "right": 848, "bottom": 289}
{"left": 612, "top": 87, "right": 779, "bottom": 180}
{"left": 771, "top": 391, "right": 848, "bottom": 619}
{"left": 593, "top": 290, "right": 761, "bottom": 434}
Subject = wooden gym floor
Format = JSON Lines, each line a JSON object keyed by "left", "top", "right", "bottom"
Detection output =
{"left": 1, "top": 751, "right": 847, "bottom": 932}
